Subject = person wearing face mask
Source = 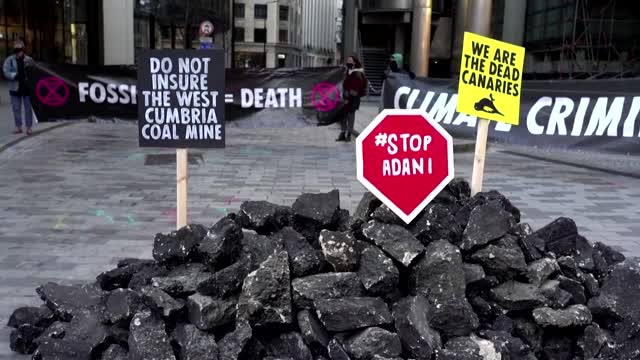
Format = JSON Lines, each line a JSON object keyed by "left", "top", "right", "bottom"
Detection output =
{"left": 3, "top": 40, "right": 34, "bottom": 135}
{"left": 337, "top": 55, "right": 367, "bottom": 142}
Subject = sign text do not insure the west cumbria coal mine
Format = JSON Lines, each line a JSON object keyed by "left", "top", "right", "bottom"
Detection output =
{"left": 137, "top": 49, "right": 225, "bottom": 148}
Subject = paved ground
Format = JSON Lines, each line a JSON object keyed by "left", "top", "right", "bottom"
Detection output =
{"left": 1, "top": 112, "right": 640, "bottom": 358}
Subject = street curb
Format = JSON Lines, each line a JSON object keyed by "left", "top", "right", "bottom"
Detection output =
{"left": 0, "top": 122, "right": 74, "bottom": 154}
{"left": 501, "top": 150, "right": 640, "bottom": 180}
{"left": 351, "top": 129, "right": 477, "bottom": 153}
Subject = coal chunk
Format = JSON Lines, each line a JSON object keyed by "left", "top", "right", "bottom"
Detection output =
{"left": 558, "top": 256, "right": 580, "bottom": 279}
{"left": 343, "top": 327, "right": 402, "bottom": 360}
{"left": 239, "top": 200, "right": 292, "bottom": 234}
{"left": 141, "top": 286, "right": 185, "bottom": 319}
{"left": 533, "top": 217, "right": 578, "bottom": 256}
{"left": 460, "top": 201, "right": 514, "bottom": 251}
{"left": 462, "top": 263, "right": 486, "bottom": 288}
{"left": 428, "top": 299, "right": 480, "bottom": 338}
{"left": 582, "top": 272, "right": 600, "bottom": 297}
{"left": 526, "top": 257, "right": 560, "bottom": 286}
{"left": 577, "top": 323, "right": 612, "bottom": 359}
{"left": 263, "top": 332, "right": 313, "bottom": 360}
{"left": 128, "top": 310, "right": 176, "bottom": 360}
{"left": 410, "top": 240, "right": 466, "bottom": 300}
{"left": 490, "top": 281, "right": 547, "bottom": 311}
{"left": 392, "top": 295, "right": 442, "bottom": 359}
{"left": 152, "top": 224, "right": 206, "bottom": 265}
{"left": 36, "top": 282, "right": 106, "bottom": 321}
{"left": 97, "top": 262, "right": 152, "bottom": 291}
{"left": 34, "top": 311, "right": 110, "bottom": 360}
{"left": 539, "top": 280, "right": 572, "bottom": 309}
{"left": 574, "top": 235, "right": 595, "bottom": 272}
{"left": 588, "top": 259, "right": 640, "bottom": 332}
{"left": 187, "top": 293, "right": 236, "bottom": 330}
{"left": 456, "top": 190, "right": 521, "bottom": 226}
{"left": 518, "top": 234, "right": 545, "bottom": 262}
{"left": 327, "top": 339, "right": 352, "bottom": 360}
{"left": 237, "top": 250, "right": 293, "bottom": 327}
{"left": 469, "top": 244, "right": 527, "bottom": 280}
{"left": 199, "top": 217, "right": 243, "bottom": 271}
{"left": 361, "top": 221, "right": 425, "bottom": 267}
{"left": 172, "top": 323, "right": 219, "bottom": 360}
{"left": 319, "top": 230, "right": 359, "bottom": 272}
{"left": 101, "top": 344, "right": 128, "bottom": 360}
{"left": 477, "top": 330, "right": 536, "bottom": 360}
{"left": 7, "top": 306, "right": 54, "bottom": 329}
{"left": 218, "top": 320, "right": 263, "bottom": 360}
{"left": 128, "top": 262, "right": 170, "bottom": 291}
{"left": 315, "top": 297, "right": 392, "bottom": 332}
{"left": 594, "top": 242, "right": 626, "bottom": 266}
{"left": 292, "top": 190, "right": 342, "bottom": 243}
{"left": 371, "top": 204, "right": 404, "bottom": 225}
{"left": 197, "top": 259, "right": 251, "bottom": 298}
{"left": 298, "top": 310, "right": 330, "bottom": 357}
{"left": 353, "top": 191, "right": 382, "bottom": 223}
{"left": 239, "top": 230, "right": 283, "bottom": 270}
{"left": 292, "top": 272, "right": 365, "bottom": 309}
{"left": 104, "top": 288, "right": 143, "bottom": 325}
{"left": 557, "top": 275, "right": 586, "bottom": 304}
{"left": 357, "top": 245, "right": 399, "bottom": 296}
{"left": 10, "top": 324, "right": 43, "bottom": 354}
{"left": 151, "top": 262, "right": 209, "bottom": 297}
{"left": 410, "top": 204, "right": 462, "bottom": 246}
{"left": 272, "top": 227, "right": 324, "bottom": 278}
{"left": 533, "top": 304, "right": 592, "bottom": 328}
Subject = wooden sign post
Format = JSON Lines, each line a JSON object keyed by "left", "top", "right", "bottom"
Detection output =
{"left": 176, "top": 148, "right": 188, "bottom": 229}
{"left": 456, "top": 0, "right": 525, "bottom": 195}
{"left": 137, "top": 48, "right": 226, "bottom": 230}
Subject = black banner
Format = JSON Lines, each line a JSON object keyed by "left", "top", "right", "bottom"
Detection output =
{"left": 381, "top": 73, "right": 640, "bottom": 155}
{"left": 26, "top": 62, "right": 346, "bottom": 128}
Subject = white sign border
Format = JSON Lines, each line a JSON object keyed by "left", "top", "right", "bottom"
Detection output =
{"left": 200, "top": 21, "right": 214, "bottom": 36}
{"left": 356, "top": 109, "right": 455, "bottom": 224}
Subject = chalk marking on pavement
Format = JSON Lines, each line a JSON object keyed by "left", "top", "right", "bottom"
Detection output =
{"left": 224, "top": 196, "right": 240, "bottom": 205}
{"left": 95, "top": 210, "right": 115, "bottom": 223}
{"left": 126, "top": 215, "right": 137, "bottom": 226}
{"left": 54, "top": 216, "right": 67, "bottom": 229}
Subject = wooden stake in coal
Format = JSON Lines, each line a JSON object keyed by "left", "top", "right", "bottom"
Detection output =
{"left": 455, "top": 0, "right": 525, "bottom": 195}
{"left": 137, "top": 49, "right": 226, "bottom": 230}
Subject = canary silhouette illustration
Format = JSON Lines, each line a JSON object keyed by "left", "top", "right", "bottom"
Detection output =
{"left": 474, "top": 94, "right": 503, "bottom": 116}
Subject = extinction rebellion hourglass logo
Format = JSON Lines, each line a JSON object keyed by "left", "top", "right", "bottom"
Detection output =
{"left": 36, "top": 77, "right": 70, "bottom": 107}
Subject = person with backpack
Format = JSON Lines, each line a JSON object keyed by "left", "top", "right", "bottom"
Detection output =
{"left": 337, "top": 55, "right": 367, "bottom": 142}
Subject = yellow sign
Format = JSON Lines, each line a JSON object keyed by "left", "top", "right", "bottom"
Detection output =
{"left": 456, "top": 32, "right": 525, "bottom": 125}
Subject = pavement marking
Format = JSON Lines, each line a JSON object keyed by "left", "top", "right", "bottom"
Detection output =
{"left": 95, "top": 210, "right": 115, "bottom": 224}
{"left": 54, "top": 216, "right": 67, "bottom": 230}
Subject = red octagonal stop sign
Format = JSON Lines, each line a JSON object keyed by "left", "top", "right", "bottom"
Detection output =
{"left": 356, "top": 109, "right": 454, "bottom": 224}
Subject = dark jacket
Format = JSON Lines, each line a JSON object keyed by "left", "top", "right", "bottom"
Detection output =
{"left": 343, "top": 67, "right": 367, "bottom": 111}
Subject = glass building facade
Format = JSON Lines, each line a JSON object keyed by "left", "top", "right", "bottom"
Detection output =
{"left": 0, "top": 0, "right": 229, "bottom": 65}
{"left": 0, "top": 0, "right": 101, "bottom": 64}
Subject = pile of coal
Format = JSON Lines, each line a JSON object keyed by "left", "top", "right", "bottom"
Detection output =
{"left": 6, "top": 181, "right": 639, "bottom": 360}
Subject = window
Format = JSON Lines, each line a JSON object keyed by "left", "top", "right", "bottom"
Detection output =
{"left": 234, "top": 3, "right": 245, "bottom": 18}
{"left": 254, "top": 4, "right": 267, "bottom": 19}
{"left": 234, "top": 27, "right": 245, "bottom": 42}
{"left": 279, "top": 29, "right": 288, "bottom": 43}
{"left": 279, "top": 5, "right": 289, "bottom": 21}
{"left": 254, "top": 28, "right": 266, "bottom": 42}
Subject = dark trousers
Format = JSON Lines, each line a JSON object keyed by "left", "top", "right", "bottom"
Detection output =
{"left": 341, "top": 110, "right": 356, "bottom": 134}
{"left": 11, "top": 95, "right": 33, "bottom": 128}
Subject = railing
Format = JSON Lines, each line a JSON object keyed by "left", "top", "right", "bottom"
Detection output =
{"left": 357, "top": 31, "right": 382, "bottom": 96}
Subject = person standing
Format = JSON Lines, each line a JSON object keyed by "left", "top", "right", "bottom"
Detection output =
{"left": 337, "top": 55, "right": 367, "bottom": 142}
{"left": 3, "top": 40, "right": 34, "bottom": 135}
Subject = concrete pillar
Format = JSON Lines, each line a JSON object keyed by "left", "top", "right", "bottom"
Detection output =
{"left": 501, "top": 0, "right": 526, "bottom": 45}
{"left": 451, "top": 0, "right": 470, "bottom": 75}
{"left": 267, "top": 0, "right": 278, "bottom": 62}
{"left": 466, "top": 0, "right": 492, "bottom": 36}
{"left": 343, "top": 0, "right": 357, "bottom": 58}
{"left": 102, "top": 0, "right": 134, "bottom": 65}
{"left": 395, "top": 26, "right": 405, "bottom": 55}
{"left": 410, "top": 0, "right": 433, "bottom": 77}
